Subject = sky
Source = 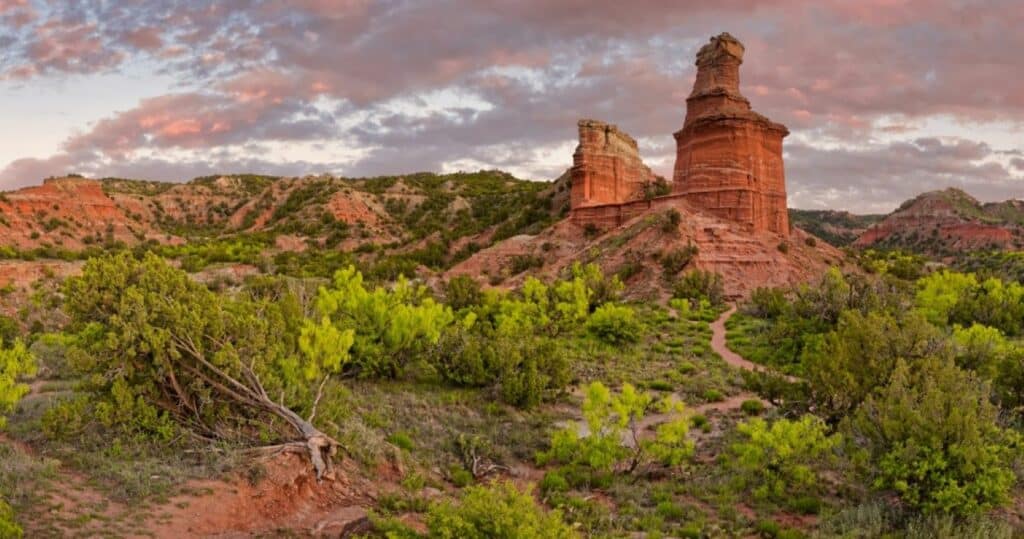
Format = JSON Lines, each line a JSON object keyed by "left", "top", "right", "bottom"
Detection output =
{"left": 0, "top": 0, "right": 1022, "bottom": 213}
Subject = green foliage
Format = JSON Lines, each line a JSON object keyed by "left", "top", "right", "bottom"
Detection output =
{"left": 509, "top": 253, "right": 544, "bottom": 275}
{"left": 431, "top": 270, "right": 617, "bottom": 407}
{"left": 644, "top": 179, "right": 672, "bottom": 201}
{"left": 661, "top": 209, "right": 681, "bottom": 233}
{"left": 848, "top": 357, "right": 1018, "bottom": 516}
{"left": 570, "top": 262, "right": 623, "bottom": 309}
{"left": 60, "top": 253, "right": 331, "bottom": 445}
{"left": 425, "top": 481, "right": 577, "bottom": 539}
{"left": 585, "top": 304, "right": 641, "bottom": 345}
{"left": 433, "top": 327, "right": 568, "bottom": 408}
{"left": 672, "top": 270, "right": 724, "bottom": 307}
{"left": 387, "top": 431, "right": 415, "bottom": 452}
{"left": 660, "top": 245, "right": 698, "bottom": 276}
{"left": 443, "top": 275, "right": 483, "bottom": 310}
{"left": 787, "top": 209, "right": 884, "bottom": 247}
{"left": 857, "top": 249, "right": 927, "bottom": 280}
{"left": 740, "top": 399, "right": 765, "bottom": 416}
{"left": 0, "top": 499, "right": 20, "bottom": 539}
{"left": 748, "top": 287, "right": 788, "bottom": 318}
{"left": 802, "top": 309, "right": 942, "bottom": 423}
{"left": 310, "top": 266, "right": 454, "bottom": 378}
{"left": 0, "top": 340, "right": 35, "bottom": 430}
{"left": 538, "top": 382, "right": 645, "bottom": 473}
{"left": 153, "top": 236, "right": 270, "bottom": 272}
{"left": 956, "top": 250, "right": 1024, "bottom": 283}
{"left": 915, "top": 271, "right": 1024, "bottom": 336}
{"left": 537, "top": 382, "right": 692, "bottom": 473}
{"left": 729, "top": 416, "right": 839, "bottom": 501}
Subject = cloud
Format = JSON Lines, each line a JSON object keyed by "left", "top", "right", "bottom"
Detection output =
{"left": 787, "top": 137, "right": 1024, "bottom": 212}
{"left": 0, "top": 0, "right": 1022, "bottom": 213}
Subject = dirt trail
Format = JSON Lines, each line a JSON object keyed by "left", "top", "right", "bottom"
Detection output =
{"left": 626, "top": 306, "right": 767, "bottom": 442}
{"left": 711, "top": 305, "right": 800, "bottom": 383}
{"left": 710, "top": 305, "right": 764, "bottom": 373}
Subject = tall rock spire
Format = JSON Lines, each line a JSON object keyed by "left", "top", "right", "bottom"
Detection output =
{"left": 673, "top": 33, "right": 790, "bottom": 237}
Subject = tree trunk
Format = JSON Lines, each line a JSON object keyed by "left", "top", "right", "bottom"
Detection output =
{"left": 260, "top": 396, "right": 339, "bottom": 481}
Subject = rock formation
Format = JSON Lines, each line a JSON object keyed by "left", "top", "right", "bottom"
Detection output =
{"left": 570, "top": 119, "right": 656, "bottom": 210}
{"left": 855, "top": 188, "right": 1024, "bottom": 252}
{"left": 567, "top": 33, "right": 791, "bottom": 237}
{"left": 672, "top": 32, "right": 790, "bottom": 236}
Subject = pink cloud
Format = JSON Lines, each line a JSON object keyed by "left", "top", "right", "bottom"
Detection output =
{"left": 2, "top": 0, "right": 1023, "bottom": 213}
{"left": 121, "top": 27, "right": 163, "bottom": 51}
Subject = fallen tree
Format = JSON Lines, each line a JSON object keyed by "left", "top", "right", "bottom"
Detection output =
{"left": 63, "top": 253, "right": 353, "bottom": 479}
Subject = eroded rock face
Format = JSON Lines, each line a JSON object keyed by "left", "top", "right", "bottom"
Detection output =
{"left": 570, "top": 119, "right": 656, "bottom": 210}
{"left": 0, "top": 177, "right": 160, "bottom": 249}
{"left": 673, "top": 33, "right": 790, "bottom": 237}
{"left": 449, "top": 196, "right": 845, "bottom": 299}
{"left": 854, "top": 188, "right": 1024, "bottom": 252}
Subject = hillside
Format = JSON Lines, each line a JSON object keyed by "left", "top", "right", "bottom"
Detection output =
{"left": 0, "top": 170, "right": 842, "bottom": 300}
{"left": 0, "top": 172, "right": 566, "bottom": 287}
{"left": 451, "top": 196, "right": 847, "bottom": 299}
{"left": 854, "top": 188, "right": 1024, "bottom": 254}
{"left": 788, "top": 209, "right": 884, "bottom": 247}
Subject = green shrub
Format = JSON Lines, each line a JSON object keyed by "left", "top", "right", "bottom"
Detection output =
{"left": 804, "top": 236, "right": 817, "bottom": 247}
{"left": 426, "top": 481, "right": 577, "bottom": 538}
{"left": 740, "top": 399, "right": 765, "bottom": 416}
{"left": 673, "top": 270, "right": 725, "bottom": 307}
{"left": 678, "top": 523, "right": 702, "bottom": 539}
{"left": 702, "top": 389, "right": 723, "bottom": 402}
{"left": 570, "top": 262, "right": 624, "bottom": 309}
{"left": 748, "top": 287, "right": 788, "bottom": 318}
{"left": 537, "top": 382, "right": 693, "bottom": 473}
{"left": 790, "top": 495, "right": 821, "bottom": 515}
{"left": 433, "top": 330, "right": 569, "bottom": 409}
{"left": 849, "top": 357, "right": 1018, "bottom": 516}
{"left": 755, "top": 519, "right": 780, "bottom": 537}
{"left": 655, "top": 500, "right": 684, "bottom": 520}
{"left": 660, "top": 245, "right": 698, "bottom": 276}
{"left": 777, "top": 241, "right": 789, "bottom": 253}
{"left": 0, "top": 340, "right": 36, "bottom": 430}
{"left": 444, "top": 275, "right": 483, "bottom": 310}
{"left": 585, "top": 304, "right": 641, "bottom": 345}
{"left": 0, "top": 499, "right": 20, "bottom": 539}
{"left": 661, "top": 209, "right": 681, "bottom": 233}
{"left": 387, "top": 432, "right": 415, "bottom": 452}
{"left": 646, "top": 380, "right": 674, "bottom": 392}
{"left": 449, "top": 467, "right": 474, "bottom": 488}
{"left": 539, "top": 471, "right": 569, "bottom": 495}
{"left": 305, "top": 266, "right": 455, "bottom": 378}
{"left": 729, "top": 415, "right": 839, "bottom": 501}
{"left": 509, "top": 254, "right": 544, "bottom": 275}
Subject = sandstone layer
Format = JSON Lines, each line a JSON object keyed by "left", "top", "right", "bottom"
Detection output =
{"left": 0, "top": 177, "right": 169, "bottom": 249}
{"left": 855, "top": 188, "right": 1024, "bottom": 252}
{"left": 450, "top": 197, "right": 845, "bottom": 299}
{"left": 570, "top": 119, "right": 656, "bottom": 211}
{"left": 672, "top": 32, "right": 790, "bottom": 237}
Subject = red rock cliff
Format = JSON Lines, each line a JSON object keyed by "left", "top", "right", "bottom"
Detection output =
{"left": 673, "top": 33, "right": 790, "bottom": 236}
{"left": 570, "top": 119, "right": 656, "bottom": 210}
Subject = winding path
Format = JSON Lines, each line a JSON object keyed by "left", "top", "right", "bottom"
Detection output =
{"left": 710, "top": 305, "right": 764, "bottom": 373}
{"left": 710, "top": 305, "right": 800, "bottom": 383}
